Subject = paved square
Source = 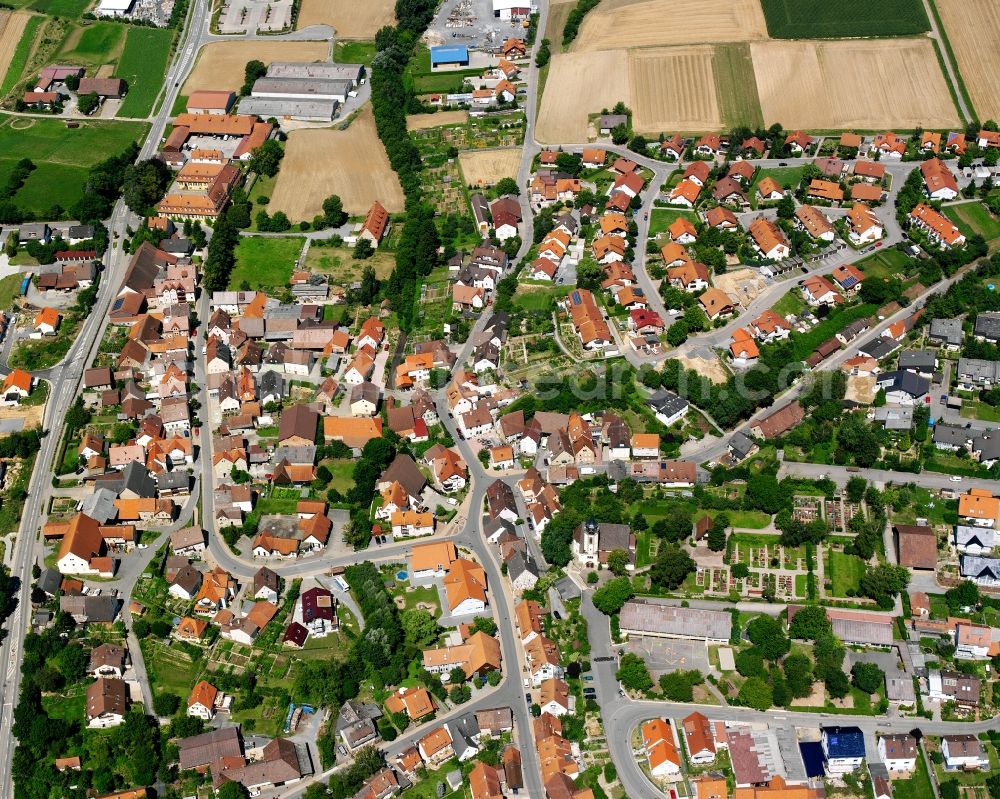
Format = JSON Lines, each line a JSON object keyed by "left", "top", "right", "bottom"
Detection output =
{"left": 624, "top": 635, "right": 709, "bottom": 676}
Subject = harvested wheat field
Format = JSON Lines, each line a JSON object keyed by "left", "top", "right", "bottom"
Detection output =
{"left": 407, "top": 110, "right": 469, "bottom": 131}
{"left": 183, "top": 40, "right": 330, "bottom": 94}
{"left": 573, "top": 0, "right": 767, "bottom": 52}
{"left": 751, "top": 39, "right": 959, "bottom": 130}
{"left": 270, "top": 108, "right": 404, "bottom": 219}
{"left": 629, "top": 46, "right": 721, "bottom": 134}
{"left": 297, "top": 0, "right": 394, "bottom": 37}
{"left": 0, "top": 11, "right": 31, "bottom": 86}
{"left": 459, "top": 148, "right": 521, "bottom": 187}
{"left": 935, "top": 0, "right": 1000, "bottom": 120}
{"left": 537, "top": 49, "right": 629, "bottom": 143}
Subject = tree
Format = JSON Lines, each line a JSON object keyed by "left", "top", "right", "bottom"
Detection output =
{"left": 649, "top": 543, "right": 695, "bottom": 590}
{"left": 400, "top": 609, "right": 439, "bottom": 648}
{"left": 783, "top": 652, "right": 814, "bottom": 698}
{"left": 746, "top": 615, "right": 790, "bottom": 661}
{"left": 153, "top": 692, "right": 181, "bottom": 716}
{"left": 449, "top": 667, "right": 467, "bottom": 685}
{"left": 825, "top": 668, "right": 850, "bottom": 699}
{"left": 731, "top": 562, "right": 750, "bottom": 579}
{"left": 851, "top": 661, "right": 884, "bottom": 695}
{"left": 946, "top": 579, "right": 980, "bottom": 611}
{"left": 78, "top": 92, "right": 100, "bottom": 115}
{"left": 322, "top": 194, "right": 347, "bottom": 227}
{"left": 658, "top": 669, "right": 703, "bottom": 701}
{"left": 606, "top": 548, "right": 630, "bottom": 576}
{"left": 616, "top": 653, "right": 652, "bottom": 692}
{"left": 494, "top": 177, "right": 519, "bottom": 197}
{"left": 54, "top": 644, "right": 87, "bottom": 681}
{"left": 449, "top": 684, "right": 471, "bottom": 704}
{"left": 788, "top": 604, "right": 832, "bottom": 641}
{"left": 846, "top": 476, "right": 867, "bottom": 503}
{"left": 122, "top": 159, "right": 171, "bottom": 215}
{"left": 776, "top": 195, "right": 795, "bottom": 219}
{"left": 249, "top": 139, "right": 284, "bottom": 178}
{"left": 592, "top": 576, "right": 634, "bottom": 615}
{"left": 737, "top": 676, "right": 773, "bottom": 710}
{"left": 218, "top": 782, "right": 250, "bottom": 799}
{"left": 666, "top": 319, "right": 689, "bottom": 346}
{"left": 354, "top": 238, "right": 375, "bottom": 259}
{"left": 241, "top": 59, "right": 267, "bottom": 95}
{"left": 746, "top": 474, "right": 787, "bottom": 514}
{"left": 707, "top": 514, "right": 728, "bottom": 552}
{"left": 859, "top": 563, "right": 909, "bottom": 608}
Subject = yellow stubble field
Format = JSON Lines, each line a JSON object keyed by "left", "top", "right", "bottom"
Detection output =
{"left": 934, "top": 0, "right": 1000, "bottom": 120}
{"left": 270, "top": 107, "right": 404, "bottom": 219}
{"left": 571, "top": 0, "right": 768, "bottom": 52}
{"left": 536, "top": 49, "right": 630, "bottom": 143}
{"left": 297, "top": 0, "right": 395, "bottom": 38}
{"left": 750, "top": 38, "right": 959, "bottom": 130}
{"left": 629, "top": 46, "right": 722, "bottom": 134}
{"left": 458, "top": 147, "right": 522, "bottom": 187}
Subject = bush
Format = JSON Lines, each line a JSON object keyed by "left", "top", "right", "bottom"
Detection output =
{"left": 153, "top": 693, "right": 180, "bottom": 716}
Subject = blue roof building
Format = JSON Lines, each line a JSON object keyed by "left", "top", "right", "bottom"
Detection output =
{"left": 430, "top": 45, "right": 470, "bottom": 68}
{"left": 822, "top": 726, "right": 866, "bottom": 775}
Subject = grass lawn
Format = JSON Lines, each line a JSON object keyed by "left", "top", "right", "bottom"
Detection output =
{"left": 826, "top": 549, "right": 864, "bottom": 596}
{"left": 772, "top": 289, "right": 806, "bottom": 318}
{"left": 892, "top": 751, "right": 935, "bottom": 799}
{"left": 42, "top": 686, "right": 87, "bottom": 721}
{"left": 635, "top": 531, "right": 656, "bottom": 569}
{"left": 706, "top": 509, "right": 771, "bottom": 529}
{"left": 0, "top": 115, "right": 147, "bottom": 214}
{"left": 12, "top": 161, "right": 90, "bottom": 216}
{"left": 960, "top": 400, "right": 1000, "bottom": 422}
{"left": 230, "top": 236, "right": 303, "bottom": 290}
{"left": 649, "top": 208, "right": 699, "bottom": 237}
{"left": 116, "top": 27, "right": 174, "bottom": 118}
{"left": 144, "top": 641, "right": 199, "bottom": 698}
{"left": 790, "top": 303, "right": 877, "bottom": 361}
{"left": 392, "top": 582, "right": 441, "bottom": 614}
{"left": 56, "top": 21, "right": 126, "bottom": 68}
{"left": 334, "top": 40, "right": 376, "bottom": 66}
{"left": 714, "top": 43, "right": 763, "bottom": 129}
{"left": 256, "top": 494, "right": 300, "bottom": 515}
{"left": 324, "top": 459, "right": 355, "bottom": 493}
{"left": 944, "top": 201, "right": 1000, "bottom": 243}
{"left": 759, "top": 0, "right": 929, "bottom": 38}
{"left": 750, "top": 166, "right": 804, "bottom": 208}
{"left": 0, "top": 274, "right": 23, "bottom": 310}
{"left": 513, "top": 284, "right": 571, "bottom": 313}
{"left": 0, "top": 15, "right": 44, "bottom": 95}
{"left": 856, "top": 247, "right": 911, "bottom": 279}
{"left": 304, "top": 244, "right": 395, "bottom": 283}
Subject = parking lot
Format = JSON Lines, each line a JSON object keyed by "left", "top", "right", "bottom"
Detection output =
{"left": 623, "top": 635, "right": 709, "bottom": 676}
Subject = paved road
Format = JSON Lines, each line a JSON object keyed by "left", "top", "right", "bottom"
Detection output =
{"left": 0, "top": 0, "right": 211, "bottom": 794}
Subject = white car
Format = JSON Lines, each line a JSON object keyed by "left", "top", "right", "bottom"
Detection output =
{"left": 950, "top": 475, "right": 963, "bottom": 482}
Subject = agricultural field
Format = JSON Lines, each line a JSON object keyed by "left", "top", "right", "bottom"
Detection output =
{"left": 297, "top": 0, "right": 394, "bottom": 38}
{"left": 0, "top": 11, "right": 33, "bottom": 92}
{"left": 270, "top": 107, "right": 404, "bottom": 219}
{"left": 29, "top": 0, "right": 92, "bottom": 15}
{"left": 571, "top": 0, "right": 767, "bottom": 52}
{"left": 759, "top": 0, "right": 929, "bottom": 38}
{"left": 536, "top": 49, "right": 628, "bottom": 143}
{"left": 458, "top": 147, "right": 521, "bottom": 187}
{"left": 406, "top": 110, "right": 468, "bottom": 131}
{"left": 0, "top": 114, "right": 146, "bottom": 214}
{"left": 714, "top": 43, "right": 764, "bottom": 129}
{"left": 750, "top": 38, "right": 959, "bottom": 130}
{"left": 935, "top": 0, "right": 1000, "bottom": 119}
{"left": 182, "top": 40, "right": 330, "bottom": 94}
{"left": 116, "top": 27, "right": 174, "bottom": 118}
{"left": 56, "top": 20, "right": 125, "bottom": 68}
{"left": 544, "top": 0, "right": 574, "bottom": 52}
{"left": 229, "top": 236, "right": 304, "bottom": 291}
{"left": 628, "top": 46, "right": 721, "bottom": 134}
